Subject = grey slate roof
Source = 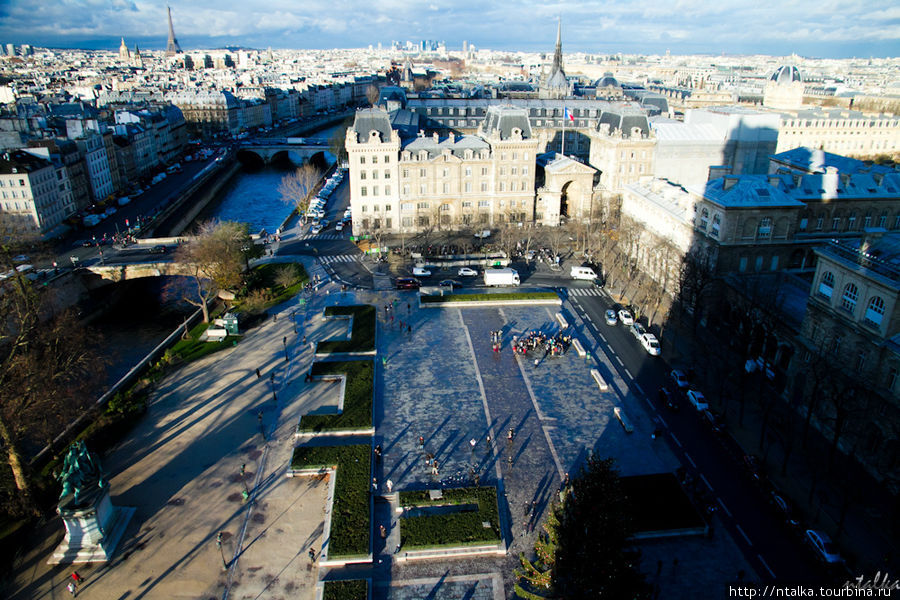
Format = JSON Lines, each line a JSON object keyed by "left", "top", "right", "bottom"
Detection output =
{"left": 597, "top": 105, "right": 650, "bottom": 136}
{"left": 481, "top": 106, "right": 533, "bottom": 140}
{"left": 402, "top": 134, "right": 489, "bottom": 159}
{"left": 689, "top": 175, "right": 806, "bottom": 209}
{"left": 352, "top": 108, "right": 393, "bottom": 143}
{"left": 770, "top": 147, "right": 896, "bottom": 176}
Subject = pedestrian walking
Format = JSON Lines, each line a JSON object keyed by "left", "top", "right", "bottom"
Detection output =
{"left": 308, "top": 548, "right": 316, "bottom": 561}
{"left": 67, "top": 582, "right": 77, "bottom": 596}
{"left": 372, "top": 477, "right": 377, "bottom": 492}
{"left": 407, "top": 324, "right": 412, "bottom": 334}
{"left": 379, "top": 525, "right": 387, "bottom": 539}
{"left": 71, "top": 572, "right": 84, "bottom": 585}
{"left": 407, "top": 302, "right": 411, "bottom": 314}
{"left": 303, "top": 335, "right": 307, "bottom": 345}
{"left": 386, "top": 479, "right": 393, "bottom": 493}
{"left": 418, "top": 435, "right": 425, "bottom": 446}
{"left": 255, "top": 368, "right": 261, "bottom": 379}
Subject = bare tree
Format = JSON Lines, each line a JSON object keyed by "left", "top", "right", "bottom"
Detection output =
{"left": 328, "top": 120, "right": 352, "bottom": 167}
{"left": 366, "top": 84, "right": 380, "bottom": 106}
{"left": 278, "top": 163, "right": 321, "bottom": 224}
{"left": 175, "top": 221, "right": 251, "bottom": 323}
{"left": 677, "top": 245, "right": 718, "bottom": 331}
{"left": 0, "top": 238, "right": 103, "bottom": 516}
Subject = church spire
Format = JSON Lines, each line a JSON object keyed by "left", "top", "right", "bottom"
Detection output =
{"left": 552, "top": 17, "right": 563, "bottom": 72}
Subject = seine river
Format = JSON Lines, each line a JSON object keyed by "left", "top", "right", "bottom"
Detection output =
{"left": 93, "top": 123, "right": 340, "bottom": 387}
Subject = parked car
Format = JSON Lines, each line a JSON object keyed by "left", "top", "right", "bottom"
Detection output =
{"left": 701, "top": 410, "right": 724, "bottom": 436}
{"left": 630, "top": 322, "right": 647, "bottom": 340}
{"left": 770, "top": 490, "right": 801, "bottom": 529}
{"left": 439, "top": 279, "right": 461, "bottom": 290}
{"left": 742, "top": 454, "right": 763, "bottom": 483}
{"left": 805, "top": 529, "right": 843, "bottom": 564}
{"left": 639, "top": 333, "right": 661, "bottom": 356}
{"left": 686, "top": 389, "right": 708, "bottom": 411}
{"left": 670, "top": 369, "right": 689, "bottom": 390}
{"left": 658, "top": 386, "right": 679, "bottom": 411}
{"left": 335, "top": 222, "right": 344, "bottom": 231}
{"left": 617, "top": 309, "right": 634, "bottom": 326}
{"left": 395, "top": 277, "right": 421, "bottom": 290}
{"left": 148, "top": 245, "right": 168, "bottom": 254}
{"left": 412, "top": 267, "right": 431, "bottom": 276}
{"left": 310, "top": 224, "right": 323, "bottom": 235}
{"left": 604, "top": 309, "right": 617, "bottom": 325}
{"left": 473, "top": 229, "right": 491, "bottom": 238}
{"left": 458, "top": 267, "right": 478, "bottom": 277}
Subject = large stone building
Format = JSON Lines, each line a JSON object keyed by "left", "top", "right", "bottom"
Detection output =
{"left": 776, "top": 108, "right": 900, "bottom": 159}
{"left": 0, "top": 150, "right": 67, "bottom": 236}
{"left": 345, "top": 105, "right": 598, "bottom": 236}
{"left": 791, "top": 235, "right": 900, "bottom": 485}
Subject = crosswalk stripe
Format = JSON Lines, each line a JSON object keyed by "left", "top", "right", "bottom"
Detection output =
{"left": 320, "top": 254, "right": 360, "bottom": 264}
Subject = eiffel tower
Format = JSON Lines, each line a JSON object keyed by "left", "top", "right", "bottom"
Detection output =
{"left": 165, "top": 6, "right": 182, "bottom": 56}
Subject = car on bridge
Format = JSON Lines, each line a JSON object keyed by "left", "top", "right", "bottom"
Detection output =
{"left": 148, "top": 245, "right": 168, "bottom": 254}
{"left": 458, "top": 267, "right": 478, "bottom": 277}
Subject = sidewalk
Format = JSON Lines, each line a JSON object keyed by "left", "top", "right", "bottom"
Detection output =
{"left": 1, "top": 261, "right": 350, "bottom": 600}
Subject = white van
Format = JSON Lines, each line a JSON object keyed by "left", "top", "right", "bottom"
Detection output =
{"left": 570, "top": 266, "right": 597, "bottom": 280}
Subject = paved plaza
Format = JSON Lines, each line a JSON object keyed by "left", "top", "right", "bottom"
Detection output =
{"left": 4, "top": 255, "right": 755, "bottom": 600}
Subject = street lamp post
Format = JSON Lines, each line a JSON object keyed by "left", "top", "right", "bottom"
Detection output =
{"left": 283, "top": 336, "right": 288, "bottom": 361}
{"left": 216, "top": 532, "right": 228, "bottom": 570}
{"left": 240, "top": 463, "right": 249, "bottom": 502}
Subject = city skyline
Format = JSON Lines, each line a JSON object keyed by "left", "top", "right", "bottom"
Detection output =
{"left": 1, "top": 0, "right": 898, "bottom": 59}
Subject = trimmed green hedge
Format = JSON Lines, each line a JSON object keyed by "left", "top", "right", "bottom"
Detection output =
{"left": 323, "top": 579, "right": 368, "bottom": 600}
{"left": 300, "top": 360, "right": 373, "bottom": 432}
{"left": 420, "top": 292, "right": 559, "bottom": 304}
{"left": 399, "top": 486, "right": 501, "bottom": 549}
{"left": 316, "top": 305, "right": 376, "bottom": 353}
{"left": 290, "top": 445, "right": 370, "bottom": 558}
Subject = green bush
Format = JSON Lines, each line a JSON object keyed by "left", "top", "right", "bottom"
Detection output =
{"left": 420, "top": 292, "right": 559, "bottom": 304}
{"left": 315, "top": 305, "right": 376, "bottom": 354}
{"left": 322, "top": 580, "right": 368, "bottom": 600}
{"left": 300, "top": 360, "right": 373, "bottom": 432}
{"left": 399, "top": 486, "right": 501, "bottom": 549}
{"left": 290, "top": 445, "right": 370, "bottom": 558}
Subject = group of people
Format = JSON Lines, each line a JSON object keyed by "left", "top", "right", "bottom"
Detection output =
{"left": 512, "top": 330, "right": 573, "bottom": 357}
{"left": 490, "top": 330, "right": 502, "bottom": 352}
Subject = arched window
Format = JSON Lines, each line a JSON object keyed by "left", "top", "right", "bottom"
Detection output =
{"left": 818, "top": 271, "right": 834, "bottom": 298}
{"left": 841, "top": 283, "right": 859, "bottom": 313}
{"left": 865, "top": 296, "right": 885, "bottom": 326}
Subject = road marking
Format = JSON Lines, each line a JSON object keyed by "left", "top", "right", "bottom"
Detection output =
{"left": 685, "top": 453, "right": 697, "bottom": 468}
{"left": 623, "top": 367, "right": 633, "bottom": 379}
{"left": 736, "top": 524, "right": 752, "bottom": 546}
{"left": 700, "top": 474, "right": 713, "bottom": 490}
{"left": 615, "top": 356, "right": 624, "bottom": 367}
{"left": 598, "top": 333, "right": 607, "bottom": 342}
{"left": 717, "top": 498, "right": 733, "bottom": 518}
{"left": 657, "top": 415, "right": 668, "bottom": 429}
{"left": 633, "top": 383, "right": 644, "bottom": 396}
{"left": 757, "top": 554, "right": 776, "bottom": 578}
{"left": 670, "top": 433, "right": 683, "bottom": 448}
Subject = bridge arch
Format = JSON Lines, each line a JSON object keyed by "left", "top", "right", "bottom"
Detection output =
{"left": 236, "top": 149, "right": 266, "bottom": 168}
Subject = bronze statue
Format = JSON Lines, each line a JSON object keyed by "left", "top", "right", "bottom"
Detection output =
{"left": 56, "top": 441, "right": 107, "bottom": 508}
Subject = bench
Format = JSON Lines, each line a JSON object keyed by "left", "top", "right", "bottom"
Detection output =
{"left": 555, "top": 313, "right": 569, "bottom": 329}
{"left": 590, "top": 368, "right": 609, "bottom": 391}
{"left": 613, "top": 407, "right": 634, "bottom": 433}
{"left": 572, "top": 338, "right": 587, "bottom": 357}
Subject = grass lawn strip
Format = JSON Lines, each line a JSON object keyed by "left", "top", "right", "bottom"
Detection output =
{"left": 169, "top": 312, "right": 236, "bottom": 362}
{"left": 421, "top": 292, "right": 559, "bottom": 304}
{"left": 249, "top": 262, "right": 309, "bottom": 307}
{"left": 322, "top": 579, "right": 368, "bottom": 600}
{"left": 399, "top": 487, "right": 501, "bottom": 549}
{"left": 316, "top": 305, "right": 375, "bottom": 353}
{"left": 300, "top": 360, "right": 373, "bottom": 432}
{"left": 290, "top": 445, "right": 370, "bottom": 558}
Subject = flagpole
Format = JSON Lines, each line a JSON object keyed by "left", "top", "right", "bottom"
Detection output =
{"left": 562, "top": 107, "right": 566, "bottom": 157}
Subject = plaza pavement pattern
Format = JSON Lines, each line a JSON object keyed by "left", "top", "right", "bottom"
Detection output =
{"left": 4, "top": 255, "right": 755, "bottom": 600}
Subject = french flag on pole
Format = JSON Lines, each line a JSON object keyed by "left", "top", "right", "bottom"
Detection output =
{"left": 564, "top": 107, "right": 575, "bottom": 122}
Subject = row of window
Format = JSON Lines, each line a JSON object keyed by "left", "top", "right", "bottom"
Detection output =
{"left": 818, "top": 271, "right": 887, "bottom": 328}
{"left": 358, "top": 155, "right": 390, "bottom": 165}
{"left": 801, "top": 214, "right": 899, "bottom": 232}
{"left": 0, "top": 178, "right": 27, "bottom": 187}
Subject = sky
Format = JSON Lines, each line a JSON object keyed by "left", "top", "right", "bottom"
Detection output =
{"left": 0, "top": 0, "right": 898, "bottom": 59}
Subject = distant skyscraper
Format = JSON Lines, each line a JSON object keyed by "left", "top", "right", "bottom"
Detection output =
{"left": 166, "top": 6, "right": 182, "bottom": 56}
{"left": 5, "top": 43, "right": 16, "bottom": 56}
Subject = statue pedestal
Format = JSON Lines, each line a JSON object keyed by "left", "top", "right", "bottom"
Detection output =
{"left": 48, "top": 488, "right": 134, "bottom": 564}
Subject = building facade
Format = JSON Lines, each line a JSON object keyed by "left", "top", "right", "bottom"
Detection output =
{"left": 0, "top": 150, "right": 66, "bottom": 235}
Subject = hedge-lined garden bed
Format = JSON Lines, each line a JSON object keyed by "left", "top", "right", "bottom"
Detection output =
{"left": 420, "top": 292, "right": 559, "bottom": 304}
{"left": 299, "top": 360, "right": 373, "bottom": 432}
{"left": 290, "top": 444, "right": 370, "bottom": 558}
{"left": 316, "top": 305, "right": 376, "bottom": 353}
{"left": 322, "top": 579, "right": 368, "bottom": 600}
{"left": 399, "top": 486, "right": 501, "bottom": 549}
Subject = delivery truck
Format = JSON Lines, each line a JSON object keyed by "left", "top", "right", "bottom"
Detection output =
{"left": 483, "top": 268, "right": 520, "bottom": 286}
